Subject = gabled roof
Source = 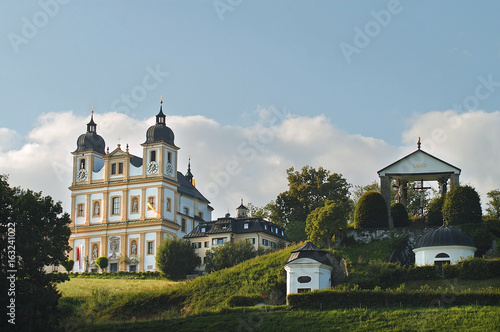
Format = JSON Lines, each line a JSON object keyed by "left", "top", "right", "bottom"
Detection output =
{"left": 378, "top": 149, "right": 460, "bottom": 181}
{"left": 184, "top": 217, "right": 291, "bottom": 242}
{"left": 177, "top": 172, "right": 210, "bottom": 204}
{"left": 286, "top": 241, "right": 332, "bottom": 266}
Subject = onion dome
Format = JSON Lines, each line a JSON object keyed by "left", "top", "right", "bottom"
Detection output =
{"left": 415, "top": 225, "right": 475, "bottom": 248}
{"left": 74, "top": 111, "right": 106, "bottom": 154}
{"left": 286, "top": 241, "right": 333, "bottom": 266}
{"left": 144, "top": 101, "right": 175, "bottom": 146}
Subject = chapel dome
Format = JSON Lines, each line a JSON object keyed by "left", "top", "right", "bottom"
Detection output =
{"left": 286, "top": 241, "right": 333, "bottom": 266}
{"left": 414, "top": 225, "right": 475, "bottom": 249}
{"left": 143, "top": 105, "right": 175, "bottom": 146}
{"left": 74, "top": 114, "right": 106, "bottom": 154}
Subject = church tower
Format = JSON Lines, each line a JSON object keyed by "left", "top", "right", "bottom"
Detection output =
{"left": 68, "top": 101, "right": 212, "bottom": 273}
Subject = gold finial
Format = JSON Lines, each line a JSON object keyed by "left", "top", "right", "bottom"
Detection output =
{"left": 91, "top": 104, "right": 95, "bottom": 114}
{"left": 417, "top": 137, "right": 421, "bottom": 150}
{"left": 160, "top": 94, "right": 164, "bottom": 104}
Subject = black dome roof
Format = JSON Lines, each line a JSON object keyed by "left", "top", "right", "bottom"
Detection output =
{"left": 74, "top": 114, "right": 106, "bottom": 154}
{"left": 143, "top": 105, "right": 176, "bottom": 146}
{"left": 415, "top": 225, "right": 475, "bottom": 249}
{"left": 286, "top": 241, "right": 333, "bottom": 266}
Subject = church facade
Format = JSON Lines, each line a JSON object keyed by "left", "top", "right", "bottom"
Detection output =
{"left": 69, "top": 103, "right": 212, "bottom": 272}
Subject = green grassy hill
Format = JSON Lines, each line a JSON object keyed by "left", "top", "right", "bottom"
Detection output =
{"left": 58, "top": 238, "right": 500, "bottom": 329}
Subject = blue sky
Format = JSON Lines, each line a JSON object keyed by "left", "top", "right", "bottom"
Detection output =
{"left": 1, "top": 1, "right": 500, "bottom": 216}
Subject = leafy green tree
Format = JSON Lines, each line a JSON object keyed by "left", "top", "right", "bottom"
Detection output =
{"left": 205, "top": 240, "right": 257, "bottom": 272}
{"left": 486, "top": 189, "right": 500, "bottom": 219}
{"left": 95, "top": 256, "right": 108, "bottom": 272}
{"left": 247, "top": 202, "right": 272, "bottom": 219}
{"left": 442, "top": 185, "right": 482, "bottom": 225}
{"left": 156, "top": 235, "right": 200, "bottom": 280}
{"left": 353, "top": 191, "right": 388, "bottom": 229}
{"left": 391, "top": 203, "right": 409, "bottom": 227}
{"left": 306, "top": 200, "right": 349, "bottom": 248}
{"left": 266, "top": 166, "right": 351, "bottom": 241}
{"left": 351, "top": 181, "right": 380, "bottom": 206}
{"left": 61, "top": 259, "right": 75, "bottom": 272}
{"left": 0, "top": 175, "right": 71, "bottom": 331}
{"left": 426, "top": 196, "right": 445, "bottom": 226}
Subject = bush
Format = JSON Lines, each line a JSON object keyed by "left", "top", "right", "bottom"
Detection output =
{"left": 391, "top": 203, "right": 409, "bottom": 227}
{"left": 61, "top": 259, "right": 75, "bottom": 272}
{"left": 353, "top": 191, "right": 388, "bottom": 229}
{"left": 426, "top": 196, "right": 445, "bottom": 226}
{"left": 156, "top": 235, "right": 200, "bottom": 280}
{"left": 460, "top": 223, "right": 495, "bottom": 257}
{"left": 443, "top": 185, "right": 482, "bottom": 225}
{"left": 96, "top": 256, "right": 108, "bottom": 272}
{"left": 455, "top": 258, "right": 500, "bottom": 279}
{"left": 205, "top": 240, "right": 258, "bottom": 272}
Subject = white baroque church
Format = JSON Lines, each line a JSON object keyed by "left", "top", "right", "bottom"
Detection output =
{"left": 69, "top": 102, "right": 212, "bottom": 273}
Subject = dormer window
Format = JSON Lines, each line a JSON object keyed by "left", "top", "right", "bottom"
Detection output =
{"left": 244, "top": 223, "right": 249, "bottom": 229}
{"left": 201, "top": 227, "right": 206, "bottom": 233}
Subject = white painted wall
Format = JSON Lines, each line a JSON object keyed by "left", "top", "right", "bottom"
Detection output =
{"left": 90, "top": 193, "right": 103, "bottom": 224}
{"left": 74, "top": 195, "right": 86, "bottom": 225}
{"left": 284, "top": 258, "right": 333, "bottom": 296}
{"left": 413, "top": 245, "right": 476, "bottom": 266}
{"left": 144, "top": 232, "right": 156, "bottom": 271}
{"left": 129, "top": 163, "right": 143, "bottom": 177}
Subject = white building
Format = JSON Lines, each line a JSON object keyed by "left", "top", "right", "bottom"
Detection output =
{"left": 69, "top": 102, "right": 212, "bottom": 273}
{"left": 284, "top": 242, "right": 333, "bottom": 296}
{"left": 413, "top": 225, "right": 476, "bottom": 267}
{"left": 184, "top": 202, "right": 291, "bottom": 271}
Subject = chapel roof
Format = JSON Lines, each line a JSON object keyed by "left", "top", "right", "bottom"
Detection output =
{"left": 414, "top": 225, "right": 476, "bottom": 249}
{"left": 286, "top": 241, "right": 333, "bottom": 267}
{"left": 74, "top": 112, "right": 106, "bottom": 154}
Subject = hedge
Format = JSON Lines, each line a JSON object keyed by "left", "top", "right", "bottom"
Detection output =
{"left": 288, "top": 287, "right": 500, "bottom": 310}
{"left": 225, "top": 294, "right": 265, "bottom": 307}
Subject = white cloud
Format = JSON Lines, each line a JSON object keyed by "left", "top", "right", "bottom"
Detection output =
{"left": 1, "top": 108, "right": 499, "bottom": 219}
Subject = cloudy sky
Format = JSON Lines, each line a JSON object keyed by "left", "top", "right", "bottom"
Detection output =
{"left": 1, "top": 1, "right": 499, "bottom": 217}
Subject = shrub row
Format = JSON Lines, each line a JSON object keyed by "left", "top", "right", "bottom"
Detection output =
{"left": 349, "top": 258, "right": 500, "bottom": 288}
{"left": 63, "top": 271, "right": 162, "bottom": 279}
{"left": 288, "top": 287, "right": 500, "bottom": 310}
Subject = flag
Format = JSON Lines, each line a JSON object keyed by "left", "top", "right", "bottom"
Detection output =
{"left": 147, "top": 201, "right": 160, "bottom": 215}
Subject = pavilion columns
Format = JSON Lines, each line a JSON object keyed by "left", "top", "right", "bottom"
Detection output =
{"left": 380, "top": 175, "right": 394, "bottom": 228}
{"left": 450, "top": 174, "right": 460, "bottom": 189}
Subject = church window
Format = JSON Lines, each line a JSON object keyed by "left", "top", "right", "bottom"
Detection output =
{"left": 111, "top": 163, "right": 117, "bottom": 175}
{"left": 183, "top": 207, "right": 189, "bottom": 216}
{"left": 77, "top": 203, "right": 84, "bottom": 217}
{"left": 198, "top": 211, "right": 203, "bottom": 220}
{"left": 147, "top": 241, "right": 154, "bottom": 255}
{"left": 112, "top": 197, "right": 120, "bottom": 215}
{"left": 129, "top": 265, "right": 137, "bottom": 272}
{"left": 167, "top": 152, "right": 172, "bottom": 163}
{"left": 150, "top": 150, "right": 156, "bottom": 162}
{"left": 166, "top": 198, "right": 172, "bottom": 212}
{"left": 298, "top": 276, "right": 312, "bottom": 283}
{"left": 80, "top": 158, "right": 85, "bottom": 169}
{"left": 118, "top": 162, "right": 123, "bottom": 174}
{"left": 181, "top": 218, "right": 186, "bottom": 232}
{"left": 131, "top": 197, "right": 139, "bottom": 213}
{"left": 109, "top": 263, "right": 118, "bottom": 272}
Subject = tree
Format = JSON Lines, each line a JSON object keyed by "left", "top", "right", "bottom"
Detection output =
{"left": 61, "top": 259, "right": 75, "bottom": 272}
{"left": 156, "top": 235, "right": 200, "bottom": 280}
{"left": 426, "top": 196, "right": 445, "bottom": 226}
{"left": 0, "top": 175, "right": 71, "bottom": 331}
{"left": 205, "top": 240, "right": 258, "bottom": 272}
{"left": 391, "top": 203, "right": 409, "bottom": 227}
{"left": 353, "top": 191, "right": 388, "bottom": 229}
{"left": 486, "top": 189, "right": 500, "bottom": 219}
{"left": 247, "top": 202, "right": 272, "bottom": 219}
{"left": 267, "top": 166, "right": 351, "bottom": 241}
{"left": 306, "top": 200, "right": 349, "bottom": 248}
{"left": 95, "top": 256, "right": 108, "bottom": 272}
{"left": 442, "top": 185, "right": 482, "bottom": 225}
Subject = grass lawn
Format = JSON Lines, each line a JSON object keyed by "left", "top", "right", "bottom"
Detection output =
{"left": 57, "top": 278, "right": 177, "bottom": 298}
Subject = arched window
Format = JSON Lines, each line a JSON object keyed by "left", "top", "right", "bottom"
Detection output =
{"left": 435, "top": 253, "right": 450, "bottom": 258}
{"left": 150, "top": 150, "right": 156, "bottom": 162}
{"left": 80, "top": 159, "right": 86, "bottom": 169}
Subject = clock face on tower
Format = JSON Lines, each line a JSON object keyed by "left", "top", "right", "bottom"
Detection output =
{"left": 166, "top": 162, "right": 174, "bottom": 176}
{"left": 77, "top": 168, "right": 88, "bottom": 182}
{"left": 147, "top": 161, "right": 159, "bottom": 174}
